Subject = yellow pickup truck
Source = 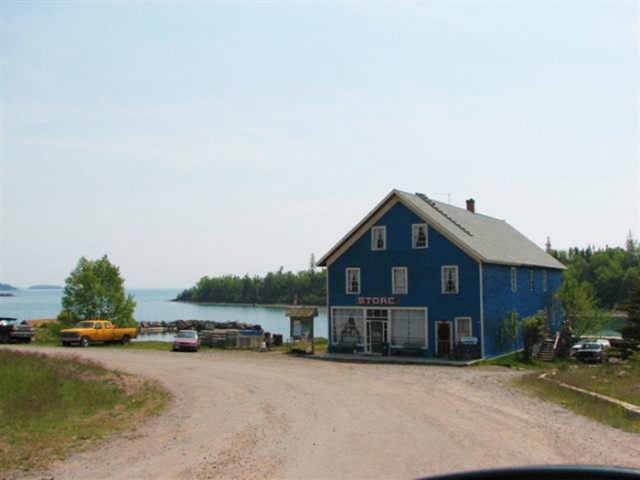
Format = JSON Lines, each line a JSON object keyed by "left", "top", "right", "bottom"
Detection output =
{"left": 60, "top": 320, "right": 138, "bottom": 347}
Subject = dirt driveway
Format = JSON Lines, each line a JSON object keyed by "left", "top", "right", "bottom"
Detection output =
{"left": 12, "top": 347, "right": 640, "bottom": 479}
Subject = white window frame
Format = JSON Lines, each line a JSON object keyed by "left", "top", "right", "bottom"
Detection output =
{"left": 529, "top": 269, "right": 534, "bottom": 292}
{"left": 412, "top": 223, "right": 428, "bottom": 249}
{"left": 331, "top": 307, "right": 365, "bottom": 347}
{"left": 345, "top": 268, "right": 361, "bottom": 294}
{"left": 371, "top": 226, "right": 387, "bottom": 251}
{"left": 511, "top": 267, "right": 517, "bottom": 293}
{"left": 455, "top": 317, "right": 473, "bottom": 343}
{"left": 390, "top": 307, "right": 428, "bottom": 349}
{"left": 392, "top": 267, "right": 408, "bottom": 295}
{"left": 441, "top": 265, "right": 459, "bottom": 294}
{"left": 542, "top": 270, "right": 547, "bottom": 292}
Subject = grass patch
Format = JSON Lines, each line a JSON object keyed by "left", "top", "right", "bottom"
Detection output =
{"left": 28, "top": 328, "right": 330, "bottom": 355}
{"left": 476, "top": 352, "right": 571, "bottom": 370}
{"left": 545, "top": 361, "right": 640, "bottom": 407}
{"left": 516, "top": 374, "right": 640, "bottom": 434}
{"left": 270, "top": 337, "right": 329, "bottom": 354}
{"left": 31, "top": 322, "right": 64, "bottom": 345}
{"left": 0, "top": 350, "right": 170, "bottom": 474}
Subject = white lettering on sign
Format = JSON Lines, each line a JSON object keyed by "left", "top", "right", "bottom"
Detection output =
{"left": 357, "top": 297, "right": 399, "bottom": 305}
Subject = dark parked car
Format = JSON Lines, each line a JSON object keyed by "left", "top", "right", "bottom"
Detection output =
{"left": 574, "top": 343, "right": 608, "bottom": 363}
{"left": 0, "top": 317, "right": 35, "bottom": 343}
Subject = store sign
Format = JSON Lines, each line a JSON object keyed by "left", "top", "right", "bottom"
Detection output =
{"left": 357, "top": 297, "right": 399, "bottom": 305}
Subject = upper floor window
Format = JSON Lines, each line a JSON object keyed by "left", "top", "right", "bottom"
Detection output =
{"left": 511, "top": 267, "right": 517, "bottom": 293}
{"left": 542, "top": 270, "right": 548, "bottom": 292}
{"left": 346, "top": 268, "right": 361, "bottom": 294}
{"left": 371, "top": 226, "right": 386, "bottom": 251}
{"left": 392, "top": 267, "right": 408, "bottom": 295}
{"left": 442, "top": 266, "right": 459, "bottom": 294}
{"left": 412, "top": 224, "right": 428, "bottom": 249}
{"left": 529, "top": 269, "right": 535, "bottom": 292}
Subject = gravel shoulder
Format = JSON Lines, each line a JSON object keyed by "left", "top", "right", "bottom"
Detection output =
{"left": 7, "top": 347, "right": 640, "bottom": 479}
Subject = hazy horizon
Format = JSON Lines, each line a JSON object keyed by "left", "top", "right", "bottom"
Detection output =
{"left": 2, "top": 2, "right": 638, "bottom": 288}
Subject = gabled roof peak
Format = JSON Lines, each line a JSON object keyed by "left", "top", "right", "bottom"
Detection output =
{"left": 317, "top": 189, "right": 565, "bottom": 270}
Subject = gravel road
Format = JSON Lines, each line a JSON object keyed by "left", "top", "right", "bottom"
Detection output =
{"left": 11, "top": 347, "right": 640, "bottom": 479}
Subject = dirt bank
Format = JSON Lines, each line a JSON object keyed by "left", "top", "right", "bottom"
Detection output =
{"left": 8, "top": 347, "right": 640, "bottom": 479}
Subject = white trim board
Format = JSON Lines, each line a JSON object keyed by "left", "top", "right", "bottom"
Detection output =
{"left": 479, "top": 262, "right": 485, "bottom": 358}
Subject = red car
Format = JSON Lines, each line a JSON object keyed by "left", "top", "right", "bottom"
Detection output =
{"left": 172, "top": 330, "right": 200, "bottom": 352}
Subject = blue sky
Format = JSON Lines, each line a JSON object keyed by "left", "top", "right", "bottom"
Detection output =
{"left": 1, "top": 2, "right": 638, "bottom": 288}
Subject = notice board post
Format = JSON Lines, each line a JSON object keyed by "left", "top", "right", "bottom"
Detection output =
{"left": 286, "top": 308, "right": 318, "bottom": 354}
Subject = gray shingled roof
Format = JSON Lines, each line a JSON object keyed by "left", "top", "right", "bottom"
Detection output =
{"left": 317, "top": 189, "right": 565, "bottom": 270}
{"left": 396, "top": 190, "right": 566, "bottom": 270}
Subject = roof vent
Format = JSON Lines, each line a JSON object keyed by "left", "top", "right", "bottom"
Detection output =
{"left": 466, "top": 198, "right": 476, "bottom": 214}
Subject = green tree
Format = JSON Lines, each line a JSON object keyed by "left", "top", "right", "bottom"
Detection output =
{"left": 621, "top": 277, "right": 640, "bottom": 340}
{"left": 548, "top": 233, "right": 640, "bottom": 309}
{"left": 59, "top": 255, "right": 137, "bottom": 327}
{"left": 176, "top": 266, "right": 327, "bottom": 306}
{"left": 522, "top": 311, "right": 547, "bottom": 362}
{"left": 556, "top": 271, "right": 609, "bottom": 356}
{"left": 500, "top": 311, "right": 520, "bottom": 357}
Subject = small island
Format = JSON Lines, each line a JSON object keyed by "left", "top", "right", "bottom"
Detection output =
{"left": 0, "top": 283, "right": 17, "bottom": 291}
{"left": 29, "top": 285, "right": 63, "bottom": 290}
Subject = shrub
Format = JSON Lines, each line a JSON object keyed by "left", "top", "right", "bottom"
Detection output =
{"left": 522, "top": 311, "right": 547, "bottom": 362}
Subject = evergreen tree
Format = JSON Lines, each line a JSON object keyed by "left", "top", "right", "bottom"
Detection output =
{"left": 309, "top": 253, "right": 316, "bottom": 274}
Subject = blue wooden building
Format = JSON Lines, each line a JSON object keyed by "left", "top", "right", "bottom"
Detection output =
{"left": 317, "top": 190, "right": 565, "bottom": 359}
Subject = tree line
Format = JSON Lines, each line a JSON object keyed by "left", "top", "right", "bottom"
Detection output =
{"left": 175, "top": 257, "right": 326, "bottom": 306}
{"left": 547, "top": 231, "right": 640, "bottom": 310}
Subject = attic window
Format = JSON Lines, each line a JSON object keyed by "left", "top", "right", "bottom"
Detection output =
{"left": 412, "top": 224, "right": 428, "bottom": 249}
{"left": 371, "top": 226, "right": 386, "bottom": 251}
{"left": 442, "top": 266, "right": 459, "bottom": 294}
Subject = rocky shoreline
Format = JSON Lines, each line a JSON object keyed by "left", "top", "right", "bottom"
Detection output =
{"left": 138, "top": 319, "right": 263, "bottom": 332}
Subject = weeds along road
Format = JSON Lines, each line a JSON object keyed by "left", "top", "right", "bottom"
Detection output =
{"left": 9, "top": 347, "right": 640, "bottom": 480}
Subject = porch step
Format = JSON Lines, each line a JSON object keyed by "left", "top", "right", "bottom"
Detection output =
{"left": 537, "top": 338, "right": 556, "bottom": 362}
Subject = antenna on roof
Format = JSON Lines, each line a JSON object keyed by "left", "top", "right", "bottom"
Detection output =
{"left": 434, "top": 192, "right": 451, "bottom": 204}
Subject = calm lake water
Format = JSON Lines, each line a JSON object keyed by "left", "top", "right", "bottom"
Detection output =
{"left": 0, "top": 288, "right": 328, "bottom": 339}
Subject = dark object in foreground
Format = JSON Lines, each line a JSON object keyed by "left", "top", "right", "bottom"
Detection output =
{"left": 0, "top": 318, "right": 35, "bottom": 343}
{"left": 422, "top": 465, "right": 640, "bottom": 480}
{"left": 574, "top": 343, "right": 608, "bottom": 363}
